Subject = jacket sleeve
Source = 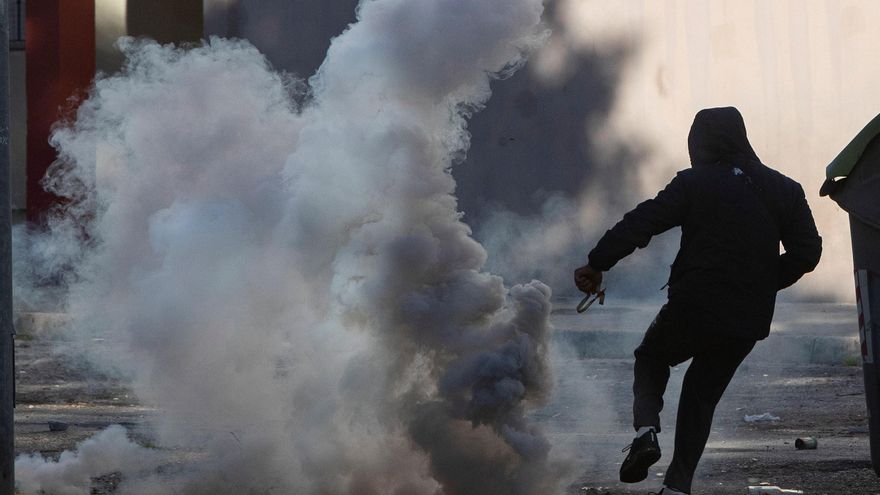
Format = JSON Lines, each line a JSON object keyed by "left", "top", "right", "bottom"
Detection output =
{"left": 777, "top": 183, "right": 822, "bottom": 290}
{"left": 587, "top": 172, "right": 691, "bottom": 271}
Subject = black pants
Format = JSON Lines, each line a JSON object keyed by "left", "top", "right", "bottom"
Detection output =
{"left": 633, "top": 304, "right": 755, "bottom": 493}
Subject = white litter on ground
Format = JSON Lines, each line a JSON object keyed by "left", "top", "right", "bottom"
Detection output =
{"left": 744, "top": 413, "right": 781, "bottom": 423}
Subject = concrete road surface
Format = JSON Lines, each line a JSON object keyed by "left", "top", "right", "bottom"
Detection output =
{"left": 12, "top": 300, "right": 879, "bottom": 494}
{"left": 545, "top": 298, "right": 878, "bottom": 494}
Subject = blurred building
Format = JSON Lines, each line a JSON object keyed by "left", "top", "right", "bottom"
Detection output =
{"left": 19, "top": 1, "right": 201, "bottom": 223}
{"left": 13, "top": 1, "right": 879, "bottom": 302}
{"left": 15, "top": 0, "right": 357, "bottom": 223}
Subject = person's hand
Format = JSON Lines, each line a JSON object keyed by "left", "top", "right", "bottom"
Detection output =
{"left": 574, "top": 264, "right": 603, "bottom": 294}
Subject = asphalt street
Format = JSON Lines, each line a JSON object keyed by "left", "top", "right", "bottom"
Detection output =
{"left": 12, "top": 301, "right": 879, "bottom": 494}
{"left": 546, "top": 298, "right": 878, "bottom": 495}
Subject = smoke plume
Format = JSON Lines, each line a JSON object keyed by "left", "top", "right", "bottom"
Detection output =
{"left": 13, "top": 0, "right": 562, "bottom": 493}
{"left": 15, "top": 426, "right": 161, "bottom": 495}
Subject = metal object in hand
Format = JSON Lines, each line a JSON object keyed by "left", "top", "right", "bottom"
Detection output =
{"left": 576, "top": 287, "right": 606, "bottom": 314}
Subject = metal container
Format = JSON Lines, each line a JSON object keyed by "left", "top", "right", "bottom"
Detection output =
{"left": 851, "top": 218, "right": 880, "bottom": 475}
{"left": 795, "top": 436, "right": 818, "bottom": 450}
{"left": 821, "top": 114, "right": 880, "bottom": 476}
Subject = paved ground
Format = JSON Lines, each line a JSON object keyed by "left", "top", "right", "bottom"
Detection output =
{"left": 13, "top": 333, "right": 155, "bottom": 459}
{"left": 552, "top": 298, "right": 861, "bottom": 364}
{"left": 544, "top": 298, "right": 879, "bottom": 495}
{"left": 12, "top": 300, "right": 880, "bottom": 494}
{"left": 541, "top": 357, "right": 876, "bottom": 494}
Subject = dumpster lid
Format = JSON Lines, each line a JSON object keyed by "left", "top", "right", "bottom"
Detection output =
{"left": 821, "top": 113, "right": 880, "bottom": 230}
{"left": 821, "top": 113, "right": 880, "bottom": 196}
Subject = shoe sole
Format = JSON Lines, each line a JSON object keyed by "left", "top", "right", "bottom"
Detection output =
{"left": 619, "top": 448, "right": 662, "bottom": 483}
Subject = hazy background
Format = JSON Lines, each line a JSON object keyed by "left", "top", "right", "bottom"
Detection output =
{"left": 206, "top": 0, "right": 880, "bottom": 302}
{"left": 14, "top": 2, "right": 878, "bottom": 493}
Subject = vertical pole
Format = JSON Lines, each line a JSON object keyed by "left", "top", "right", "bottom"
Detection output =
{"left": 12, "top": 0, "right": 17, "bottom": 41}
{"left": 0, "top": 0, "right": 13, "bottom": 493}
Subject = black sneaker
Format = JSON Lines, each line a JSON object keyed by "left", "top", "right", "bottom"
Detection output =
{"left": 619, "top": 429, "right": 661, "bottom": 483}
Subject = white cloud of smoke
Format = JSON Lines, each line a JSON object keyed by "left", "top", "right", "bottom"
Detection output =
{"left": 13, "top": 0, "right": 562, "bottom": 493}
{"left": 15, "top": 426, "right": 160, "bottom": 495}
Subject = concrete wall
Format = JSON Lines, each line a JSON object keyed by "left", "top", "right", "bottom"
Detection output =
{"left": 96, "top": 0, "right": 204, "bottom": 74}
{"left": 95, "top": 0, "right": 127, "bottom": 74}
{"left": 203, "top": 0, "right": 358, "bottom": 78}
{"left": 127, "top": 0, "right": 203, "bottom": 45}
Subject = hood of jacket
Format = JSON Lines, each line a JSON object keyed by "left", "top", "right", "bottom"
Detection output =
{"left": 688, "top": 107, "right": 760, "bottom": 168}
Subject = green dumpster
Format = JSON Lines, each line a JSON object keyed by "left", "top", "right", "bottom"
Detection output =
{"left": 821, "top": 113, "right": 880, "bottom": 476}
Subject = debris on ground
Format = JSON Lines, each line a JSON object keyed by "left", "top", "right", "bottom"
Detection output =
{"left": 747, "top": 485, "right": 804, "bottom": 494}
{"left": 743, "top": 412, "right": 781, "bottom": 423}
{"left": 47, "top": 420, "right": 68, "bottom": 432}
{"left": 794, "top": 437, "right": 817, "bottom": 450}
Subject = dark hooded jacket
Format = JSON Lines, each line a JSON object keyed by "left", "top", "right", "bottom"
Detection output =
{"left": 587, "top": 107, "right": 822, "bottom": 340}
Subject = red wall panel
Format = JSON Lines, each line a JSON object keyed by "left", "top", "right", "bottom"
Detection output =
{"left": 26, "top": 1, "right": 95, "bottom": 223}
